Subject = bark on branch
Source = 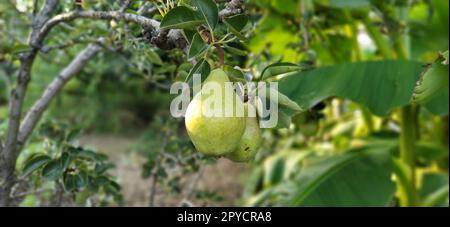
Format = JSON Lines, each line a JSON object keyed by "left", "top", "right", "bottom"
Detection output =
{"left": 219, "top": 0, "right": 245, "bottom": 18}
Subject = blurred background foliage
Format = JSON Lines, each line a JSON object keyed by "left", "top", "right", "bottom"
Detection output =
{"left": 0, "top": 0, "right": 448, "bottom": 207}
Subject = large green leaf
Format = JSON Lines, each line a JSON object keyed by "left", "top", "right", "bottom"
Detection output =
{"left": 278, "top": 61, "right": 429, "bottom": 116}
{"left": 423, "top": 89, "right": 449, "bottom": 115}
{"left": 192, "top": 0, "right": 219, "bottom": 30}
{"left": 160, "top": 6, "right": 203, "bottom": 29}
{"left": 287, "top": 146, "right": 395, "bottom": 206}
{"left": 420, "top": 173, "right": 449, "bottom": 207}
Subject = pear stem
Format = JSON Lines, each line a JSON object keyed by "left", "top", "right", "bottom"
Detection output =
{"left": 214, "top": 43, "right": 225, "bottom": 67}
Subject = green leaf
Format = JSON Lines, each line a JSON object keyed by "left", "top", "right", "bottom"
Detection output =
{"left": 416, "top": 142, "right": 449, "bottom": 164}
{"left": 183, "top": 29, "right": 197, "bottom": 44}
{"left": 147, "top": 50, "right": 163, "bottom": 65}
{"left": 261, "top": 63, "right": 303, "bottom": 80}
{"left": 186, "top": 59, "right": 211, "bottom": 83}
{"left": 276, "top": 108, "right": 293, "bottom": 129}
{"left": 224, "top": 44, "right": 248, "bottom": 56}
{"left": 160, "top": 6, "right": 203, "bottom": 29}
{"left": 329, "top": 0, "right": 370, "bottom": 9}
{"left": 255, "top": 97, "right": 293, "bottom": 129}
{"left": 59, "top": 152, "right": 72, "bottom": 170}
{"left": 64, "top": 174, "right": 77, "bottom": 191}
{"left": 72, "top": 148, "right": 101, "bottom": 162}
{"left": 224, "top": 14, "right": 248, "bottom": 32}
{"left": 258, "top": 87, "right": 303, "bottom": 112}
{"left": 188, "top": 33, "right": 208, "bottom": 59}
{"left": 287, "top": 146, "right": 395, "bottom": 206}
{"left": 65, "top": 127, "right": 82, "bottom": 142}
{"left": 263, "top": 155, "right": 285, "bottom": 187}
{"left": 22, "top": 155, "right": 51, "bottom": 177}
{"left": 74, "top": 174, "right": 86, "bottom": 189}
{"left": 11, "top": 44, "right": 31, "bottom": 54}
{"left": 278, "top": 61, "right": 427, "bottom": 116}
{"left": 224, "top": 14, "right": 249, "bottom": 40}
{"left": 223, "top": 65, "right": 246, "bottom": 82}
{"left": 412, "top": 61, "right": 449, "bottom": 105}
{"left": 245, "top": 188, "right": 274, "bottom": 207}
{"left": 423, "top": 89, "right": 449, "bottom": 116}
{"left": 420, "top": 173, "right": 449, "bottom": 207}
{"left": 42, "top": 160, "right": 64, "bottom": 181}
{"left": 64, "top": 173, "right": 85, "bottom": 191}
{"left": 192, "top": 0, "right": 219, "bottom": 30}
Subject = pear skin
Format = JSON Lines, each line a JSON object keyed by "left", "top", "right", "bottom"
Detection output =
{"left": 225, "top": 105, "right": 262, "bottom": 162}
{"left": 185, "top": 69, "right": 246, "bottom": 156}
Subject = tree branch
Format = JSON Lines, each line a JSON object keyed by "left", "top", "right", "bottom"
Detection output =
{"left": 32, "top": 10, "right": 161, "bottom": 48}
{"left": 18, "top": 40, "right": 103, "bottom": 147}
{"left": 219, "top": 0, "right": 245, "bottom": 18}
{"left": 33, "top": 0, "right": 246, "bottom": 50}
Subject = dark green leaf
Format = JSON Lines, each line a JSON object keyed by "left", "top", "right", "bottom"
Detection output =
{"left": 223, "top": 14, "right": 249, "bottom": 40}
{"left": 224, "top": 14, "right": 248, "bottom": 32}
{"left": 186, "top": 59, "right": 211, "bottom": 83}
{"left": 22, "top": 155, "right": 51, "bottom": 177}
{"left": 59, "top": 152, "right": 72, "bottom": 170}
{"left": 192, "top": 0, "right": 219, "bottom": 30}
{"left": 188, "top": 33, "right": 208, "bottom": 59}
{"left": 73, "top": 149, "right": 101, "bottom": 162}
{"left": 160, "top": 6, "right": 203, "bottom": 29}
{"left": 183, "top": 29, "right": 197, "bottom": 44}
{"left": 63, "top": 174, "right": 77, "bottom": 191}
{"left": 42, "top": 160, "right": 64, "bottom": 181}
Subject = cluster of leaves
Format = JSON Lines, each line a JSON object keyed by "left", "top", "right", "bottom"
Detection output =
{"left": 19, "top": 121, "right": 122, "bottom": 206}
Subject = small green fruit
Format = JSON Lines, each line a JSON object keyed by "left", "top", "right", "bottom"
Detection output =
{"left": 185, "top": 69, "right": 246, "bottom": 156}
{"left": 225, "top": 104, "right": 262, "bottom": 162}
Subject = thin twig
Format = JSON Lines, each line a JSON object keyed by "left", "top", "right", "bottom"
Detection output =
{"left": 149, "top": 131, "right": 170, "bottom": 207}
{"left": 185, "top": 165, "right": 204, "bottom": 201}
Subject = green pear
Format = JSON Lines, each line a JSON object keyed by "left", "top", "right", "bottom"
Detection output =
{"left": 185, "top": 69, "right": 246, "bottom": 156}
{"left": 225, "top": 104, "right": 262, "bottom": 162}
